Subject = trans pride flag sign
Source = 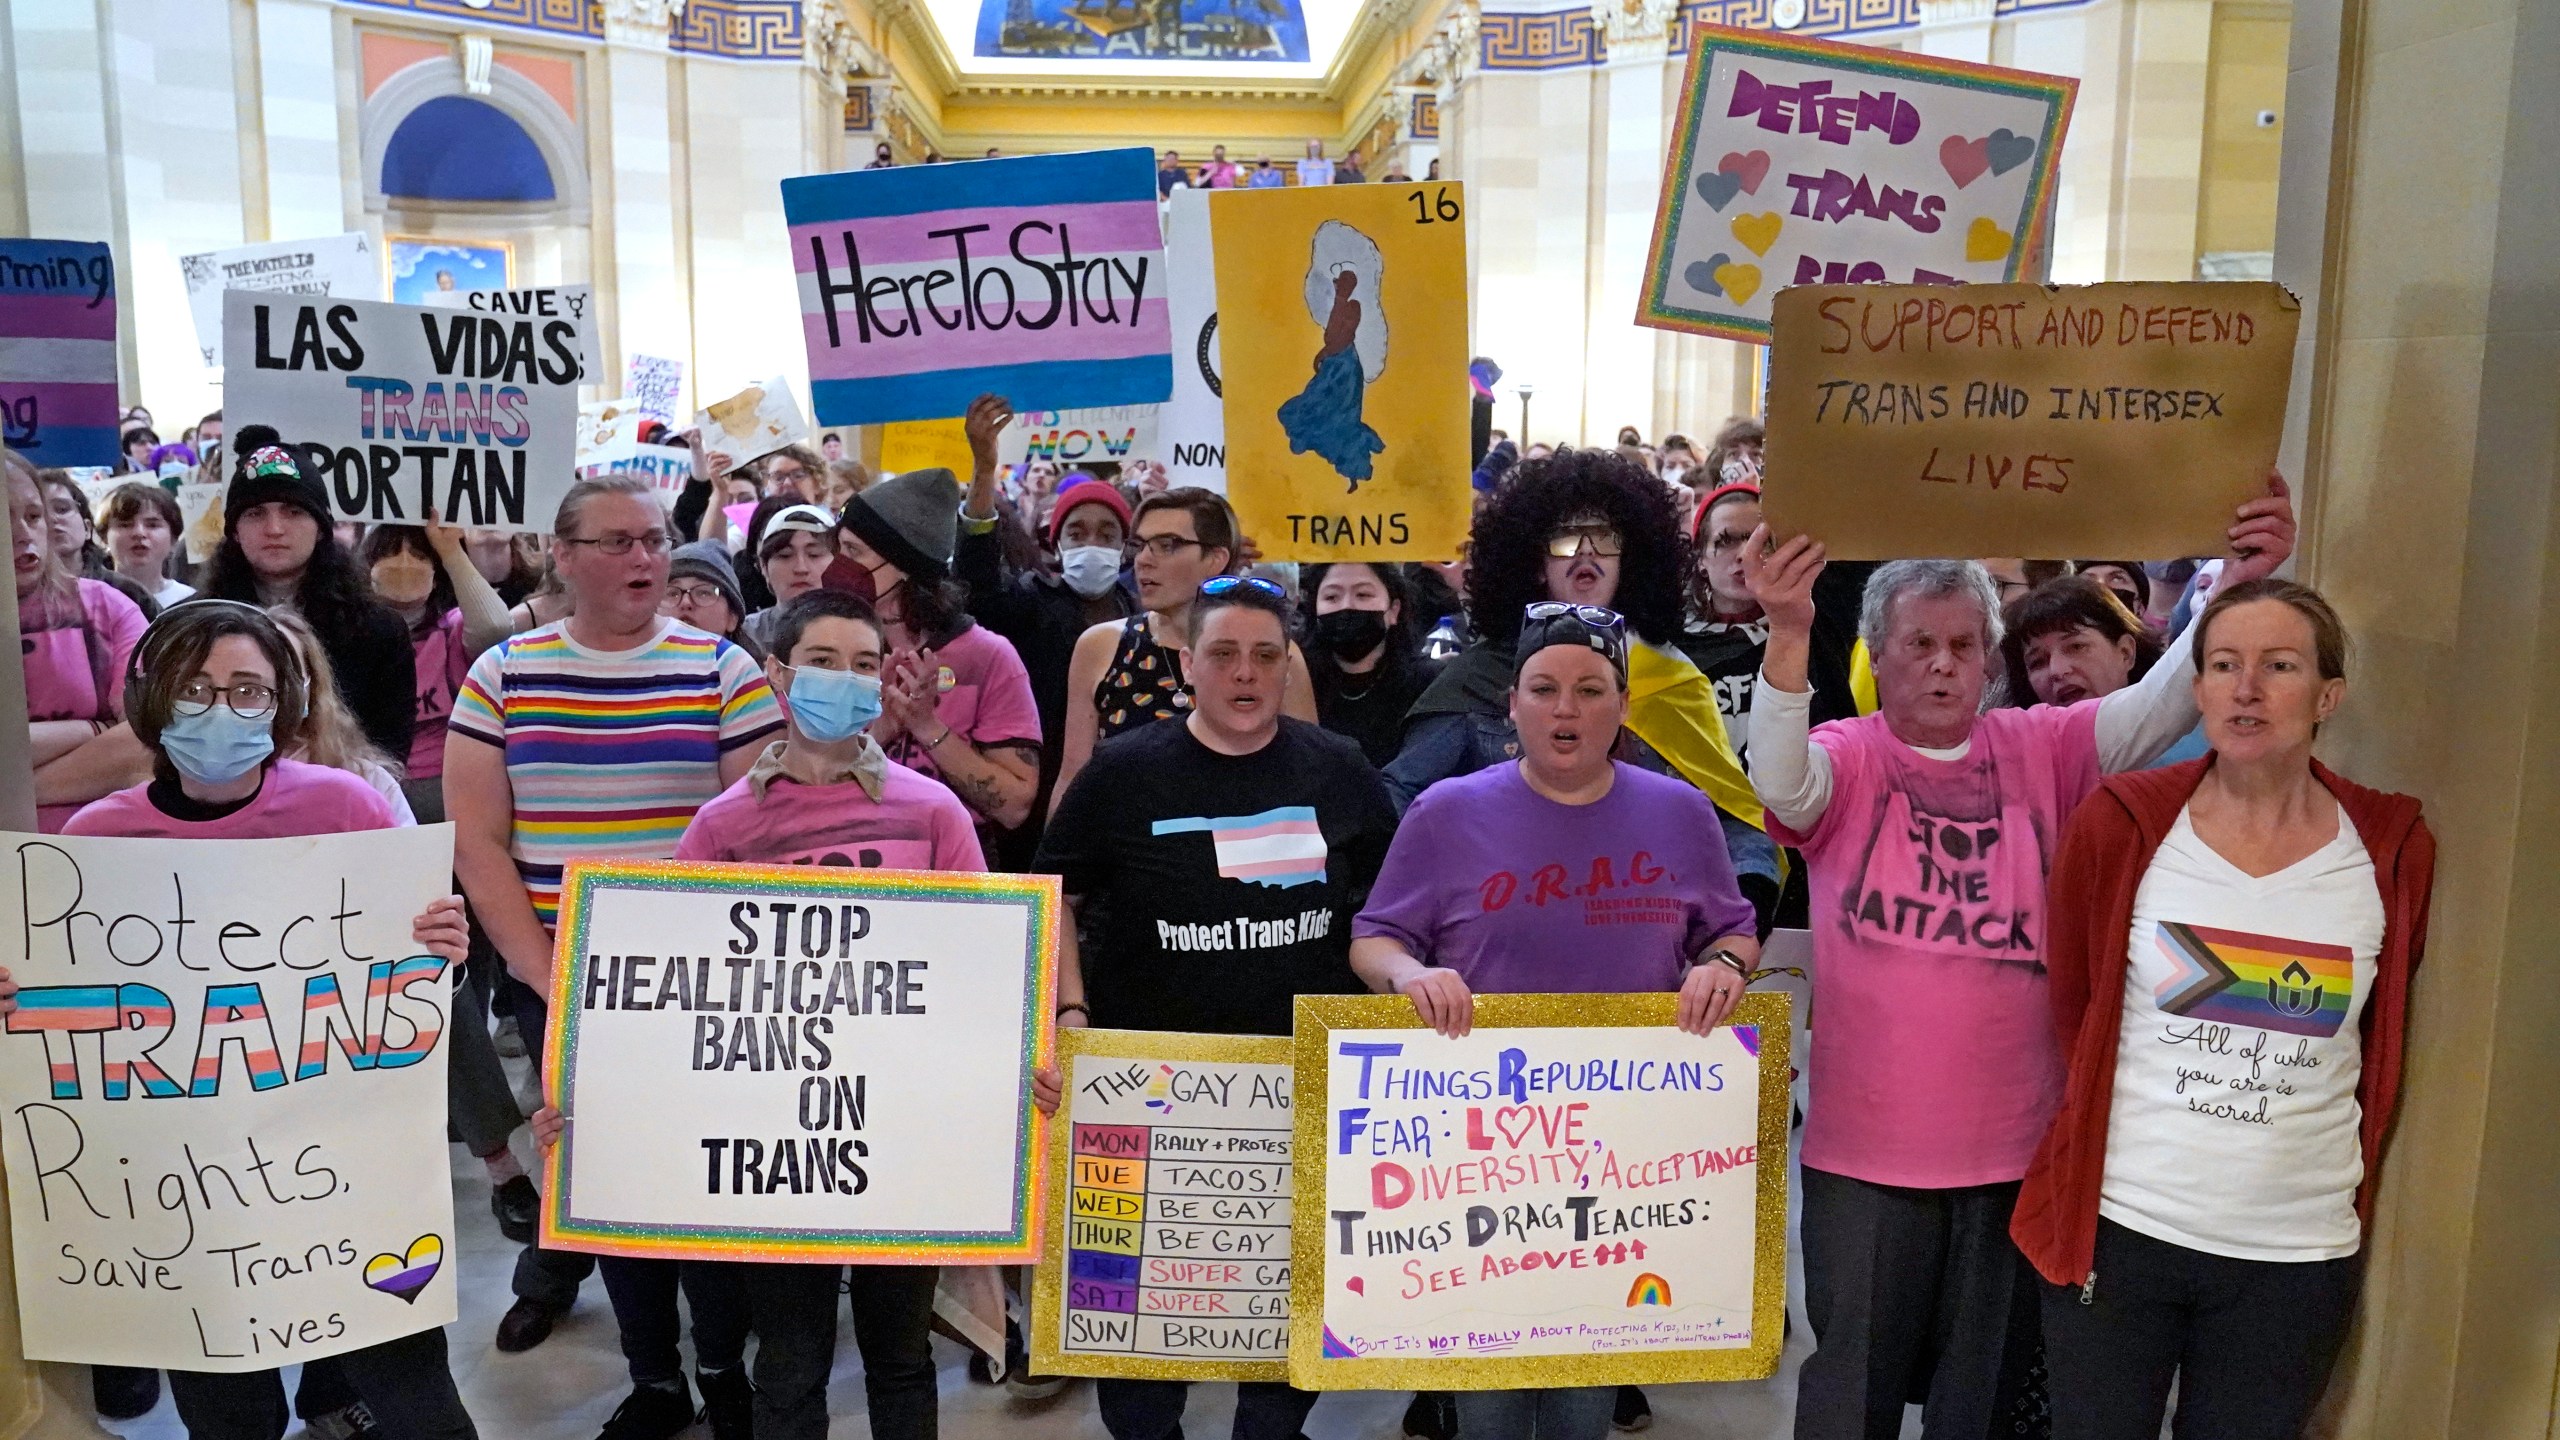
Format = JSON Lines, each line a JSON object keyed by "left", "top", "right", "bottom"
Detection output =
{"left": 0, "top": 240, "right": 119, "bottom": 467}
{"left": 782, "top": 147, "right": 1173, "bottom": 426}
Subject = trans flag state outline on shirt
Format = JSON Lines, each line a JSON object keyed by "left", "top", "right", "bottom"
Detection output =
{"left": 1151, "top": 806, "right": 1329, "bottom": 888}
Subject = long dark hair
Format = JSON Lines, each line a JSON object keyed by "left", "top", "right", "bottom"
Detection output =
{"left": 199, "top": 434, "right": 386, "bottom": 647}
{"left": 1466, "top": 447, "right": 1687, "bottom": 647}
{"left": 359, "top": 524, "right": 461, "bottom": 624}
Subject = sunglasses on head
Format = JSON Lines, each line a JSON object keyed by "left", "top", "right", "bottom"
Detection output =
{"left": 1523, "top": 601, "right": 1625, "bottom": 630}
{"left": 1198, "top": 575, "right": 1288, "bottom": 600}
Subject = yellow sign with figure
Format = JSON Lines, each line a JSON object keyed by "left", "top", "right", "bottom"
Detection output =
{"left": 1210, "top": 183, "right": 1471, "bottom": 562}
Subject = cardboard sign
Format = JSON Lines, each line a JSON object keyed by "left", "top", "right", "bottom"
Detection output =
{"left": 628, "top": 353, "right": 685, "bottom": 423}
{"left": 1290, "top": 993, "right": 1789, "bottom": 1390}
{"left": 577, "top": 397, "right": 648, "bottom": 469}
{"left": 1762, "top": 281, "right": 2300, "bottom": 559}
{"left": 0, "top": 827, "right": 459, "bottom": 1370}
{"left": 0, "top": 240, "right": 119, "bottom": 468}
{"left": 1003, "top": 405, "right": 1160, "bottom": 470}
{"left": 179, "top": 233, "right": 377, "bottom": 368}
{"left": 219, "top": 290, "right": 587, "bottom": 533}
{"left": 1639, "top": 27, "right": 2075, "bottom": 344}
{"left": 694, "top": 377, "right": 811, "bottom": 477}
{"left": 541, "top": 860, "right": 1060, "bottom": 1263}
{"left": 1211, "top": 184, "right": 1470, "bottom": 561}
{"left": 1032, "top": 1029, "right": 1294, "bottom": 1382}
{"left": 177, "top": 481, "right": 229, "bottom": 563}
{"left": 1160, "top": 189, "right": 1226, "bottom": 493}
{"left": 461, "top": 284, "right": 597, "bottom": 377}
{"left": 782, "top": 147, "right": 1174, "bottom": 425}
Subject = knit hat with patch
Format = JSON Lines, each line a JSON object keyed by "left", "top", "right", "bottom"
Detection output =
{"left": 838, "top": 467, "right": 959, "bottom": 582}
{"left": 224, "top": 425, "right": 333, "bottom": 530}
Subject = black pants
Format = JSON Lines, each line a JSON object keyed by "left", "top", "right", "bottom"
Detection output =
{"left": 1795, "top": 1167, "right": 2042, "bottom": 1440}
{"left": 597, "top": 1255, "right": 750, "bottom": 1387}
{"left": 1096, "top": 1378, "right": 1319, "bottom": 1440}
{"left": 492, "top": 979, "right": 596, "bottom": 1311}
{"left": 2041, "top": 1219, "right": 2360, "bottom": 1440}
{"left": 164, "top": 1327, "right": 474, "bottom": 1440}
{"left": 743, "top": 1262, "right": 939, "bottom": 1440}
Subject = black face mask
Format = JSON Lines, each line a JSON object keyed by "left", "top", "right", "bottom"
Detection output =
{"left": 1313, "top": 607, "right": 1389, "bottom": 660}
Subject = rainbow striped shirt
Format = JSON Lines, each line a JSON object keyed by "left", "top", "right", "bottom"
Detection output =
{"left": 450, "top": 619, "right": 782, "bottom": 925}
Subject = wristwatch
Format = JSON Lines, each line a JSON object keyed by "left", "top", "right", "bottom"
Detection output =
{"left": 1701, "top": 948, "right": 1750, "bottom": 979}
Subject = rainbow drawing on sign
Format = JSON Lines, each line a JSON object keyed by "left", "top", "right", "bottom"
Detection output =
{"left": 1144, "top": 1064, "right": 1176, "bottom": 1114}
{"left": 1625, "top": 1273, "right": 1674, "bottom": 1308}
{"left": 2154, "top": 922, "right": 2354, "bottom": 1038}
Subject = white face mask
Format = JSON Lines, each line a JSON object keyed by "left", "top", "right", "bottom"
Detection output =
{"left": 1058, "top": 545, "right": 1122, "bottom": 598}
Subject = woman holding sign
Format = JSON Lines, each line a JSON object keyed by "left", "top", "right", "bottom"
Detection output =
{"left": 1348, "top": 601, "right": 1762, "bottom": 1440}
{"left": 2012, "top": 581, "right": 2433, "bottom": 1440}
{"left": 0, "top": 597, "right": 479, "bottom": 1440}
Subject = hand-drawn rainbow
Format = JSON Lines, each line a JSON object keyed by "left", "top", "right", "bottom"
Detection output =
{"left": 1625, "top": 1272, "right": 1674, "bottom": 1308}
{"left": 2153, "top": 922, "right": 2354, "bottom": 1038}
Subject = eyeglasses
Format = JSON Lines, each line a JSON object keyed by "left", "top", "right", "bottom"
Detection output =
{"left": 1136, "top": 534, "right": 1207, "bottom": 559}
{"left": 1199, "top": 575, "right": 1287, "bottom": 601}
{"left": 173, "top": 680, "right": 278, "bottom": 719}
{"left": 664, "top": 584, "right": 727, "bottom": 607}
{"left": 565, "top": 531, "right": 672, "bottom": 556}
{"left": 1524, "top": 601, "right": 1625, "bottom": 630}
{"left": 1545, "top": 527, "right": 1625, "bottom": 558}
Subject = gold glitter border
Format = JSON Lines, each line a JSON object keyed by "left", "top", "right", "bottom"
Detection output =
{"left": 1030, "top": 1028, "right": 1295, "bottom": 1383}
{"left": 1286, "top": 992, "right": 1792, "bottom": 1391}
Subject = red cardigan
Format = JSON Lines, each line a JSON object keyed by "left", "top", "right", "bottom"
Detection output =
{"left": 2010, "top": 757, "right": 2435, "bottom": 1287}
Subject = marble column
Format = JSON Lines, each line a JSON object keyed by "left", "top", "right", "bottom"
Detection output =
{"left": 1583, "top": 0, "right": 1678, "bottom": 442}
{"left": 601, "top": 0, "right": 693, "bottom": 412}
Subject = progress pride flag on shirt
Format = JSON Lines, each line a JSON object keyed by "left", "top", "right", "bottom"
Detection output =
{"left": 782, "top": 147, "right": 1174, "bottom": 425}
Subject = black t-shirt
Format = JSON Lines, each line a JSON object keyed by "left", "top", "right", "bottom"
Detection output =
{"left": 1313, "top": 654, "right": 1439, "bottom": 769}
{"left": 1034, "top": 716, "right": 1398, "bottom": 1036}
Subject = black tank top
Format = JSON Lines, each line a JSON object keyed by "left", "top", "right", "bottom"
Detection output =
{"left": 1094, "top": 615, "right": 1190, "bottom": 739}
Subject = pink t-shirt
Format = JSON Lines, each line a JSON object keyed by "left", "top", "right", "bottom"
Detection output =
{"left": 406, "top": 609, "right": 469, "bottom": 781}
{"left": 23, "top": 579, "right": 148, "bottom": 832}
{"left": 63, "top": 759, "right": 400, "bottom": 840}
{"left": 676, "top": 756, "right": 986, "bottom": 871}
{"left": 879, "top": 622, "right": 1043, "bottom": 791}
{"left": 1767, "top": 702, "right": 2104, "bottom": 1188}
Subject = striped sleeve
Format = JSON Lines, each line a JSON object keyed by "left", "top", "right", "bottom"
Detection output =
{"left": 713, "top": 641, "right": 785, "bottom": 752}
{"left": 448, "top": 643, "right": 511, "bottom": 747}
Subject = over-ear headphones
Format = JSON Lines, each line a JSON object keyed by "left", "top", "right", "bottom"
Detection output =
{"left": 126, "top": 598, "right": 311, "bottom": 734}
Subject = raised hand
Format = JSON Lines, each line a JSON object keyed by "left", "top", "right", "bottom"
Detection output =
{"left": 2221, "top": 471, "right": 2297, "bottom": 586}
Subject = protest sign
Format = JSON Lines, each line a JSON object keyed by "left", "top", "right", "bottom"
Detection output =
{"left": 461, "top": 284, "right": 597, "bottom": 377}
{"left": 219, "top": 290, "right": 586, "bottom": 533}
{"left": 782, "top": 147, "right": 1173, "bottom": 425}
{"left": 1161, "top": 188, "right": 1226, "bottom": 492}
{"left": 177, "top": 482, "right": 227, "bottom": 562}
{"left": 1639, "top": 27, "right": 2076, "bottom": 344}
{"left": 542, "top": 860, "right": 1060, "bottom": 1263}
{"left": 1761, "top": 280, "right": 2300, "bottom": 559}
{"left": 1002, "top": 405, "right": 1160, "bottom": 470}
{"left": 0, "top": 240, "right": 119, "bottom": 468}
{"left": 1212, "top": 184, "right": 1470, "bottom": 561}
{"left": 882, "top": 417, "right": 973, "bottom": 478}
{"left": 577, "top": 397, "right": 647, "bottom": 469}
{"left": 627, "top": 353, "right": 685, "bottom": 422}
{"left": 1290, "top": 993, "right": 1788, "bottom": 1390}
{"left": 1032, "top": 1029, "right": 1294, "bottom": 1382}
{"left": 0, "top": 826, "right": 459, "bottom": 1370}
{"left": 583, "top": 443, "right": 696, "bottom": 499}
{"left": 179, "top": 233, "right": 377, "bottom": 368}
{"left": 694, "top": 377, "right": 811, "bottom": 476}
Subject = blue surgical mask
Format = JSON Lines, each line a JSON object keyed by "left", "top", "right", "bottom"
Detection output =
{"left": 1058, "top": 545, "right": 1122, "bottom": 599}
{"left": 786, "top": 665, "right": 883, "bottom": 744}
{"left": 158, "top": 703, "right": 276, "bottom": 785}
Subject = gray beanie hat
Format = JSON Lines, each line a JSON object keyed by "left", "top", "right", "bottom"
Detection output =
{"left": 668, "top": 538, "right": 748, "bottom": 618}
{"left": 840, "top": 467, "right": 960, "bottom": 582}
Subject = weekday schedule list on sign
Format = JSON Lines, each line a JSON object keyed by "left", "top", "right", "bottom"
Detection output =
{"left": 1047, "top": 1038, "right": 1296, "bottom": 1376}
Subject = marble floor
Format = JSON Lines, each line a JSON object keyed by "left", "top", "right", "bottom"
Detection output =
{"left": 83, "top": 1034, "right": 1908, "bottom": 1440}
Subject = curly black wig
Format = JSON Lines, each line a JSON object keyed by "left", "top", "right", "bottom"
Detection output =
{"left": 1465, "top": 447, "right": 1689, "bottom": 647}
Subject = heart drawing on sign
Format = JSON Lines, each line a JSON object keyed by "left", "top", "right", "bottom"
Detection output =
{"left": 1346, "top": 1276, "right": 1365, "bottom": 1296}
{"left": 1683, "top": 253, "right": 1735, "bottom": 297}
{"left": 1966, "top": 217, "right": 2016, "bottom": 263}
{"left": 1715, "top": 263, "right": 1763, "bottom": 305}
{"left": 363, "top": 1234, "right": 445, "bottom": 1305}
{"left": 1694, "top": 169, "right": 1744, "bottom": 211}
{"left": 1716, "top": 150, "right": 1771, "bottom": 194}
{"left": 1729, "top": 212, "right": 1783, "bottom": 257}
{"left": 1940, "top": 135, "right": 1992, "bottom": 188}
{"left": 1985, "top": 128, "right": 2037, "bottom": 175}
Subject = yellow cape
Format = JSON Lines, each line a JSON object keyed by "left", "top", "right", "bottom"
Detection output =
{"left": 1624, "top": 640, "right": 1766, "bottom": 832}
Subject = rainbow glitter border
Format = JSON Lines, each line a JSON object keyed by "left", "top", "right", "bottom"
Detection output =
{"left": 1029, "top": 1028, "right": 1296, "bottom": 1383}
{"left": 539, "top": 859, "right": 1060, "bottom": 1264}
{"left": 1286, "top": 992, "right": 1792, "bottom": 1391}
{"left": 1637, "top": 24, "right": 2078, "bottom": 344}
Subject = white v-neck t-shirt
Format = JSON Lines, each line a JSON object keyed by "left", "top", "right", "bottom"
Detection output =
{"left": 2099, "top": 801, "right": 2382, "bottom": 1261}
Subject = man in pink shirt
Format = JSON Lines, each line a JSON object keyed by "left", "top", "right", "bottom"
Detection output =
{"left": 1743, "top": 481, "right": 2295, "bottom": 1440}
